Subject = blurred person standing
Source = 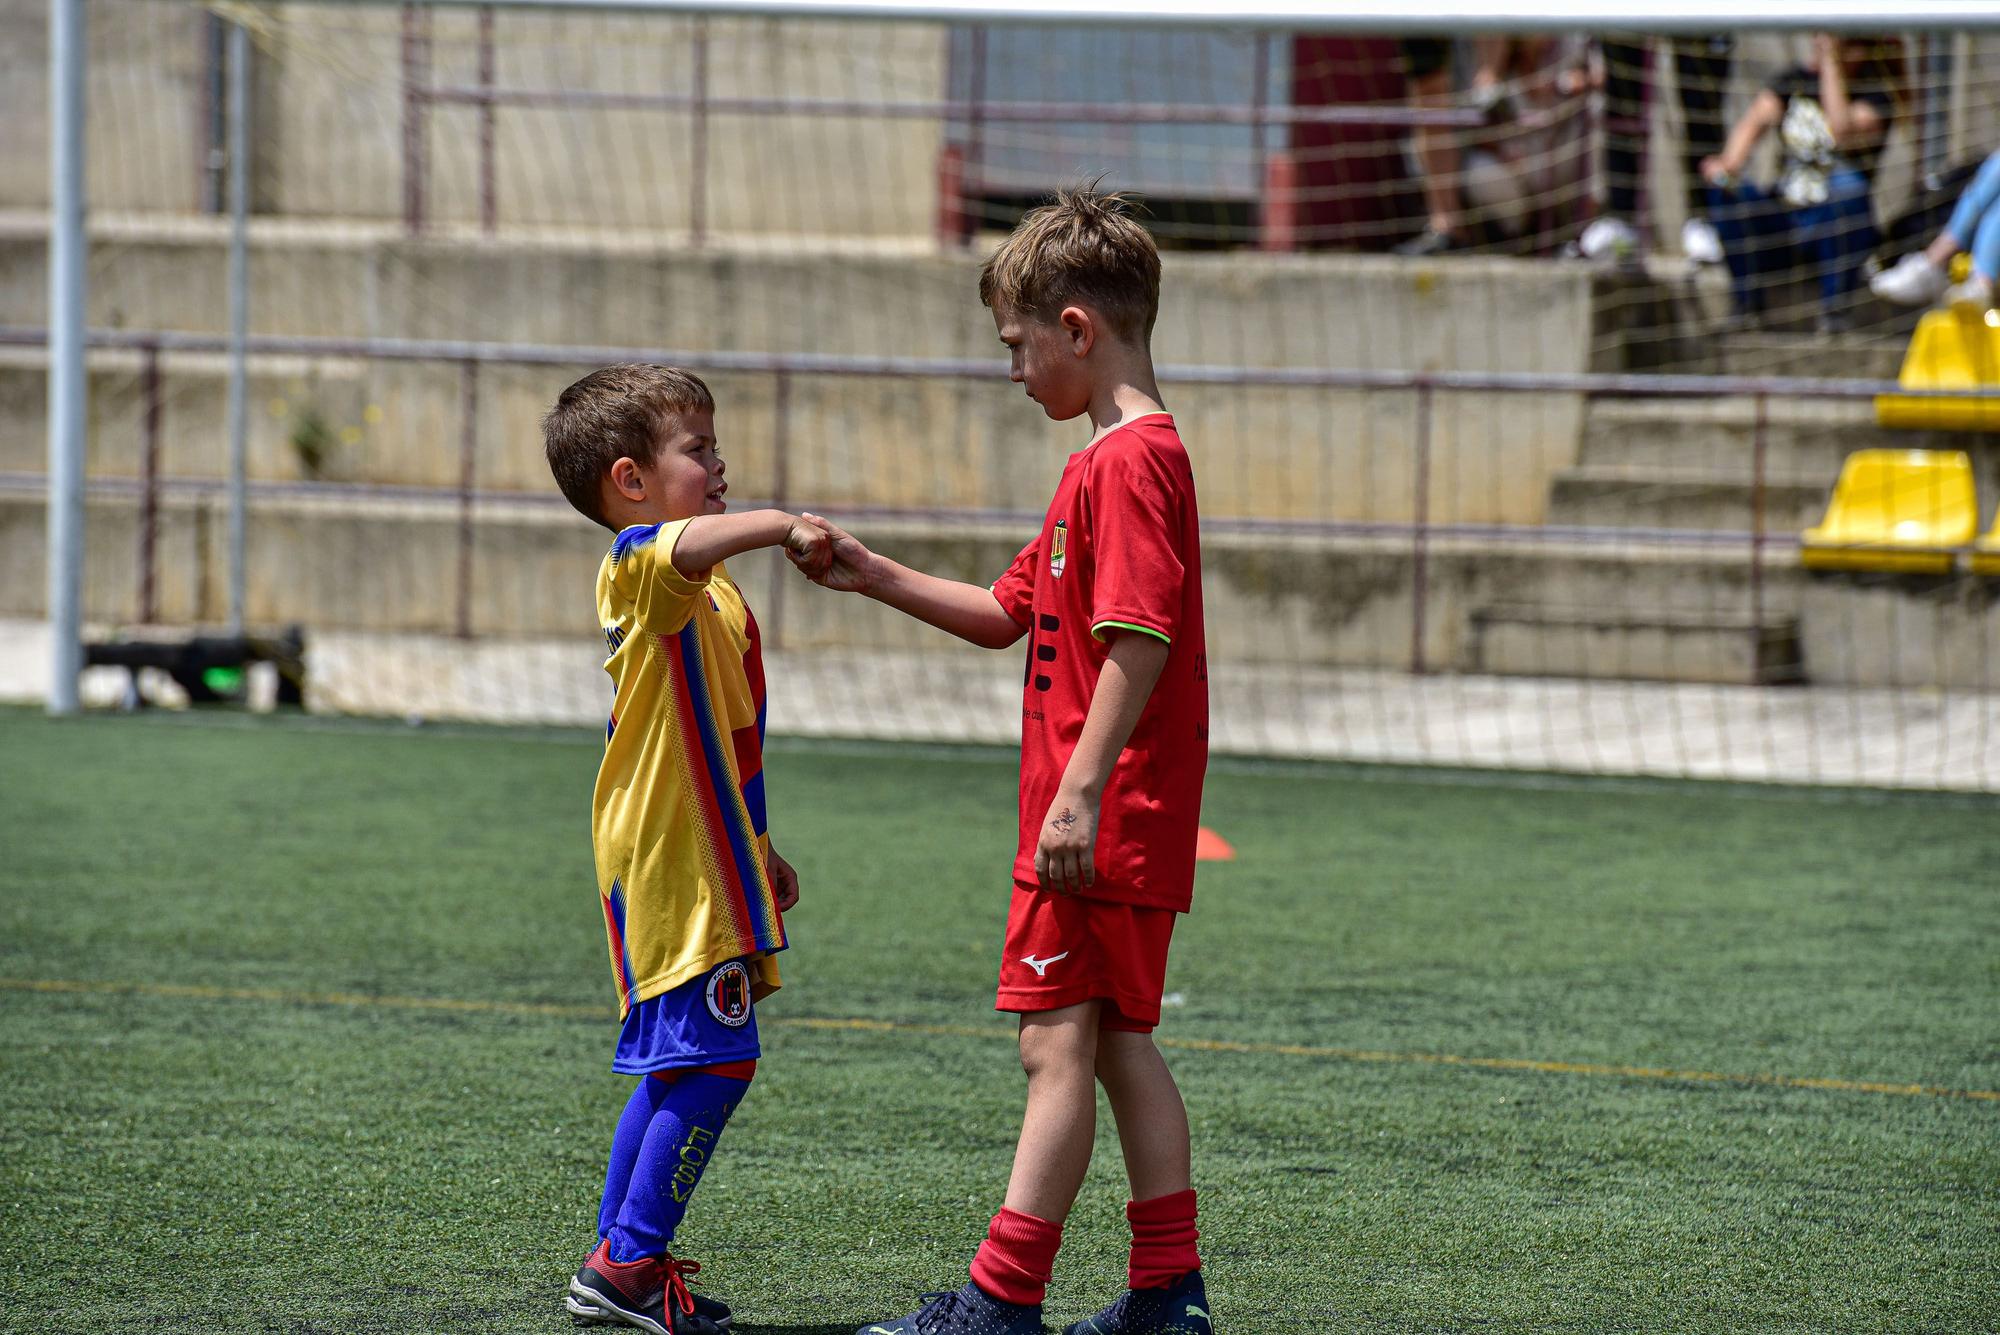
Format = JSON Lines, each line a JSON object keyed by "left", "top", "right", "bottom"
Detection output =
{"left": 1577, "top": 36, "right": 1734, "bottom": 263}
{"left": 1396, "top": 36, "right": 1590, "bottom": 256}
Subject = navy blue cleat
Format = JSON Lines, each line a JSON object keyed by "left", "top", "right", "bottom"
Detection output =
{"left": 857, "top": 1283, "right": 1044, "bottom": 1335}
{"left": 1062, "top": 1269, "right": 1211, "bottom": 1335}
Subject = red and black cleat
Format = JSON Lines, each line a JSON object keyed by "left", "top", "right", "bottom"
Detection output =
{"left": 567, "top": 1239, "right": 732, "bottom": 1334}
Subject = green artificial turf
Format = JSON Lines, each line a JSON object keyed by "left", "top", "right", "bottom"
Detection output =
{"left": 0, "top": 707, "right": 1995, "bottom": 1333}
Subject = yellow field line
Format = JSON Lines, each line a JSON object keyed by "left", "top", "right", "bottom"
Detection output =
{"left": 5, "top": 976, "right": 1995, "bottom": 1104}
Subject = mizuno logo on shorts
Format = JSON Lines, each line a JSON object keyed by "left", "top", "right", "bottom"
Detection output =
{"left": 1020, "top": 952, "right": 1070, "bottom": 977}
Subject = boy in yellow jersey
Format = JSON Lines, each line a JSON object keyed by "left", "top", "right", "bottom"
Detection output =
{"left": 542, "top": 364, "right": 830, "bottom": 1335}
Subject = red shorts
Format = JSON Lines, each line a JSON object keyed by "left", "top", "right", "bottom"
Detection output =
{"left": 995, "top": 888, "right": 1178, "bottom": 1033}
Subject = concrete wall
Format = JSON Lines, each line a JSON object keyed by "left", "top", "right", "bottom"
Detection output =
{"left": 7, "top": 489, "right": 1994, "bottom": 690}
{"left": 261, "top": 8, "right": 945, "bottom": 236}
{"left": 0, "top": 0, "right": 210, "bottom": 213}
{"left": 0, "top": 0, "right": 943, "bottom": 237}
{"left": 10, "top": 2, "right": 1999, "bottom": 242}
{"left": 0, "top": 222, "right": 1593, "bottom": 528}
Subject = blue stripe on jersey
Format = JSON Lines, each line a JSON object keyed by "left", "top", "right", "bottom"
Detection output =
{"left": 610, "top": 523, "right": 662, "bottom": 567}
{"left": 607, "top": 878, "right": 638, "bottom": 1001}
{"left": 673, "top": 623, "right": 774, "bottom": 946}
{"left": 740, "top": 770, "right": 767, "bottom": 838}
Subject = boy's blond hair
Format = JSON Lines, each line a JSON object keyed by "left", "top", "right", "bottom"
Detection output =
{"left": 978, "top": 185, "right": 1162, "bottom": 344}
{"left": 543, "top": 364, "right": 715, "bottom": 528}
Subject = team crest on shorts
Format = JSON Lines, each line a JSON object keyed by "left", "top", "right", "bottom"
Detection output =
{"left": 1050, "top": 520, "right": 1068, "bottom": 578}
{"left": 704, "top": 961, "right": 752, "bottom": 1028}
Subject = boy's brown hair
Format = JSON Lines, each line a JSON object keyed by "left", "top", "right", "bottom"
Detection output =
{"left": 543, "top": 364, "right": 715, "bottom": 527}
{"left": 978, "top": 185, "right": 1162, "bottom": 344}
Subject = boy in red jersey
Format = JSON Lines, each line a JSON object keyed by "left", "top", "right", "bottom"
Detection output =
{"left": 798, "top": 188, "right": 1211, "bottom": 1335}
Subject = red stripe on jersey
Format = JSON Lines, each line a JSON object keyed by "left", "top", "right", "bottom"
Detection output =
{"left": 601, "top": 891, "right": 632, "bottom": 1011}
{"left": 661, "top": 632, "right": 756, "bottom": 955}
{"left": 732, "top": 604, "right": 768, "bottom": 835}
{"left": 731, "top": 725, "right": 761, "bottom": 792}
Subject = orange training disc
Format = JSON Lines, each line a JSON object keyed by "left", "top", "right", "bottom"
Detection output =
{"left": 1195, "top": 826, "right": 1236, "bottom": 862}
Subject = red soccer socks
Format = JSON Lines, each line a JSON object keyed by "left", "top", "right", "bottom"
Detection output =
{"left": 969, "top": 1207, "right": 1063, "bottom": 1307}
{"left": 968, "top": 1193, "right": 1197, "bottom": 1305}
{"left": 1126, "top": 1189, "right": 1201, "bottom": 1290}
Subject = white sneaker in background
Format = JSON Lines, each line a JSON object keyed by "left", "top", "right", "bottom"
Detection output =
{"left": 1681, "top": 216, "right": 1724, "bottom": 265}
{"left": 1579, "top": 216, "right": 1640, "bottom": 261}
{"left": 1871, "top": 252, "right": 1951, "bottom": 306}
{"left": 1943, "top": 273, "right": 1995, "bottom": 310}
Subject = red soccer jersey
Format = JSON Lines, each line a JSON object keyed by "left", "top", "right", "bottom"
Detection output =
{"left": 990, "top": 414, "right": 1208, "bottom": 913}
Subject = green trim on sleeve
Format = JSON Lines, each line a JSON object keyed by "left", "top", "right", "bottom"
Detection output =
{"left": 1092, "top": 619, "right": 1171, "bottom": 645}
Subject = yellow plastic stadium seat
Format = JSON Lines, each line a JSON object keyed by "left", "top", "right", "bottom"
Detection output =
{"left": 1973, "top": 508, "right": 2000, "bottom": 577}
{"left": 1800, "top": 449, "right": 1977, "bottom": 574}
{"left": 1874, "top": 307, "right": 2000, "bottom": 432}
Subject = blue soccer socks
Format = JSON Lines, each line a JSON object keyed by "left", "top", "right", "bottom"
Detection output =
{"left": 598, "top": 1075, "right": 673, "bottom": 1245}
{"left": 598, "top": 1065, "right": 754, "bottom": 1263}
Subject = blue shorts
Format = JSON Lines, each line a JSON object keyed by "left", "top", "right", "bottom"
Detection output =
{"left": 613, "top": 957, "right": 762, "bottom": 1076}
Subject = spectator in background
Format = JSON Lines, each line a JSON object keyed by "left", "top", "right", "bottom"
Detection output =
{"left": 1702, "top": 33, "right": 1904, "bottom": 333}
{"left": 1576, "top": 37, "right": 1733, "bottom": 264}
{"left": 1395, "top": 37, "right": 1587, "bottom": 256}
{"left": 1870, "top": 147, "right": 2000, "bottom": 312}
{"left": 1394, "top": 37, "right": 1510, "bottom": 256}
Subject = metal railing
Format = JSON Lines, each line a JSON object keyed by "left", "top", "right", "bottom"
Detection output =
{"left": 10, "top": 323, "right": 1997, "bottom": 673}
{"left": 396, "top": 6, "right": 1591, "bottom": 246}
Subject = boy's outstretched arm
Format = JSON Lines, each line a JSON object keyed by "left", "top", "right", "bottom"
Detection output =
{"left": 1035, "top": 629, "right": 1170, "bottom": 895}
{"left": 670, "top": 509, "right": 830, "bottom": 579}
{"left": 794, "top": 513, "right": 1026, "bottom": 650}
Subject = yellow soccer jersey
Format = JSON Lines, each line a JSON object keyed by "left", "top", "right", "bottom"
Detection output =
{"left": 593, "top": 519, "right": 783, "bottom": 1018}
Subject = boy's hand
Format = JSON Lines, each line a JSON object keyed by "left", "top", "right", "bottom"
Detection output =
{"left": 768, "top": 846, "right": 801, "bottom": 912}
{"left": 783, "top": 515, "right": 833, "bottom": 580}
{"left": 1034, "top": 789, "right": 1099, "bottom": 895}
{"left": 795, "top": 513, "right": 881, "bottom": 595}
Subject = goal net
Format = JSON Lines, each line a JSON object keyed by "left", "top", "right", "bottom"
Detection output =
{"left": 8, "top": 1, "right": 2000, "bottom": 789}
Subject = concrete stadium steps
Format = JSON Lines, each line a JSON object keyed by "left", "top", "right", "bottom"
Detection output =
{"left": 13, "top": 485, "right": 1993, "bottom": 688}
{"left": 0, "top": 345, "right": 1581, "bottom": 526}
{"left": 1553, "top": 396, "right": 2000, "bottom": 537}
{"left": 1547, "top": 467, "right": 1831, "bottom": 533}
{"left": 1708, "top": 332, "right": 1909, "bottom": 382}
{"left": 1573, "top": 396, "right": 1976, "bottom": 477}
{"left": 0, "top": 217, "right": 1605, "bottom": 528}
{"left": 1469, "top": 392, "right": 2000, "bottom": 682}
{"left": 0, "top": 347, "right": 373, "bottom": 486}
{"left": 8, "top": 211, "right": 1994, "bottom": 693}
{"left": 1447, "top": 541, "right": 1811, "bottom": 686}
{"left": 1467, "top": 603, "right": 1802, "bottom": 686}
{"left": 0, "top": 213, "right": 1596, "bottom": 374}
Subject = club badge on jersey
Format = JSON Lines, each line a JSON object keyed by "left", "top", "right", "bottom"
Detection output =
{"left": 704, "top": 960, "right": 753, "bottom": 1028}
{"left": 1050, "top": 519, "right": 1068, "bottom": 578}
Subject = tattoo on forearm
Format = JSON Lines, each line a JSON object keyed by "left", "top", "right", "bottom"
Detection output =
{"left": 1051, "top": 807, "right": 1077, "bottom": 835}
